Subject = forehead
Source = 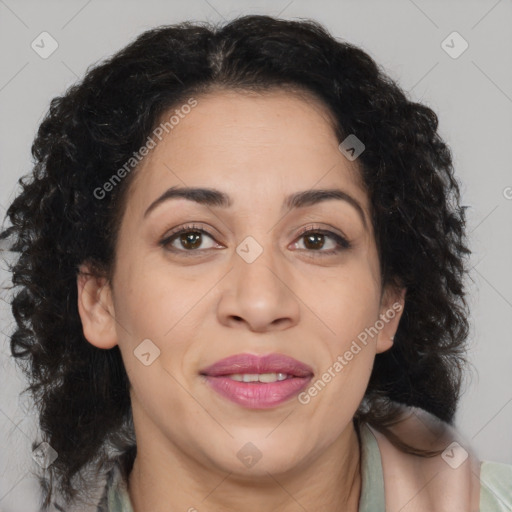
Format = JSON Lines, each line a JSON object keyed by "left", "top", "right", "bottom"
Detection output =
{"left": 125, "top": 89, "right": 367, "bottom": 212}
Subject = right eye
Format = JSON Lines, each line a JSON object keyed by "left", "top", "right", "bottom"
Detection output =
{"left": 159, "top": 224, "right": 222, "bottom": 254}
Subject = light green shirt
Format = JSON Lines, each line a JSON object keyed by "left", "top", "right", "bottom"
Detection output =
{"left": 100, "top": 423, "right": 512, "bottom": 511}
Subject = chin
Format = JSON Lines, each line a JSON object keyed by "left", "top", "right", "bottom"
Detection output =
{"left": 232, "top": 440, "right": 308, "bottom": 476}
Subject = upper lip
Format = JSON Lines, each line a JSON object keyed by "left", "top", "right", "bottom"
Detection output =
{"left": 200, "top": 353, "right": 314, "bottom": 378}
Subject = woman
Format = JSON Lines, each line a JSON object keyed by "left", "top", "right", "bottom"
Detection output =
{"left": 1, "top": 14, "right": 510, "bottom": 512}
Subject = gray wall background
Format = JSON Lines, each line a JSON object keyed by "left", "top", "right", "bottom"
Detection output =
{"left": 0, "top": 0, "right": 511, "bottom": 510}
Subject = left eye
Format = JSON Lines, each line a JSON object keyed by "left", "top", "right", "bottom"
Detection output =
{"left": 293, "top": 230, "right": 342, "bottom": 252}
{"left": 291, "top": 227, "right": 351, "bottom": 255}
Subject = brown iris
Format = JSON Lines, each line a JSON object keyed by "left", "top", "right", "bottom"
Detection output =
{"left": 303, "top": 232, "right": 325, "bottom": 250}
{"left": 179, "top": 231, "right": 202, "bottom": 250}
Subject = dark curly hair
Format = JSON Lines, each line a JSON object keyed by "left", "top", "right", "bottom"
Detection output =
{"left": 0, "top": 14, "right": 471, "bottom": 510}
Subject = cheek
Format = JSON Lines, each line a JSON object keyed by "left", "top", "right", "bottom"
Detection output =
{"left": 114, "top": 272, "right": 195, "bottom": 422}
{"left": 112, "top": 253, "right": 193, "bottom": 336}
{"left": 299, "top": 326, "right": 376, "bottom": 436}
{"left": 111, "top": 257, "right": 208, "bottom": 386}
{"left": 298, "top": 262, "right": 381, "bottom": 348}
{"left": 294, "top": 259, "right": 381, "bottom": 407}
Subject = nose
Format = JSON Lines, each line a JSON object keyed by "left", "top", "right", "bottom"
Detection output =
{"left": 216, "top": 238, "right": 301, "bottom": 333}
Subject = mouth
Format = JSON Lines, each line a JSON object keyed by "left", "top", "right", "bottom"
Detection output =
{"left": 199, "top": 353, "right": 314, "bottom": 409}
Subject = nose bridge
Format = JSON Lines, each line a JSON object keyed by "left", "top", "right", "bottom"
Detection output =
{"left": 234, "top": 231, "right": 286, "bottom": 299}
{"left": 215, "top": 227, "right": 300, "bottom": 332}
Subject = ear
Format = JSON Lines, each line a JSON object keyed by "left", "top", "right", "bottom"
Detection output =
{"left": 77, "top": 263, "right": 118, "bottom": 349}
{"left": 375, "top": 284, "right": 406, "bottom": 355}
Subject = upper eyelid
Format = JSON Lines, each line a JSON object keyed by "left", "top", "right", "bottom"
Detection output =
{"left": 163, "top": 223, "right": 343, "bottom": 238}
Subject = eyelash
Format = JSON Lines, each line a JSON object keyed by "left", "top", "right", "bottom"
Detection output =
{"left": 159, "top": 223, "right": 351, "bottom": 257}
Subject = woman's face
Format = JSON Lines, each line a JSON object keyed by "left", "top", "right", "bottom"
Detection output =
{"left": 79, "top": 89, "right": 404, "bottom": 477}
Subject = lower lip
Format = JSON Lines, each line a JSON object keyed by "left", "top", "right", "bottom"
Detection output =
{"left": 203, "top": 375, "right": 312, "bottom": 409}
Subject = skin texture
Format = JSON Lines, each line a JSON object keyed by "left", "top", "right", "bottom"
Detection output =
{"left": 77, "top": 89, "right": 405, "bottom": 512}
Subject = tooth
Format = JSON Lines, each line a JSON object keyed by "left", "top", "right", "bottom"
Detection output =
{"left": 227, "top": 373, "right": 291, "bottom": 383}
{"left": 258, "top": 373, "right": 278, "bottom": 383}
{"left": 242, "top": 374, "right": 260, "bottom": 383}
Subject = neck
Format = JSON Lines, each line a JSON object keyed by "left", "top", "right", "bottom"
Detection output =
{"left": 127, "top": 418, "right": 361, "bottom": 512}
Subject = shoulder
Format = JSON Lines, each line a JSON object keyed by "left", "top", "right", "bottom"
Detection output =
{"left": 366, "top": 403, "right": 511, "bottom": 511}
{"left": 479, "top": 460, "right": 512, "bottom": 511}
{"left": 96, "top": 460, "right": 134, "bottom": 512}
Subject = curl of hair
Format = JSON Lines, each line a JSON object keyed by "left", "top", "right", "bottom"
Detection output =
{"left": 0, "top": 14, "right": 471, "bottom": 509}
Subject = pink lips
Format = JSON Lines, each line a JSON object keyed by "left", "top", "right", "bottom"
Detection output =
{"left": 200, "top": 353, "right": 314, "bottom": 409}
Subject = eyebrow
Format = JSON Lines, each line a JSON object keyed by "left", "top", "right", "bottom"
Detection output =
{"left": 143, "top": 186, "right": 367, "bottom": 228}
